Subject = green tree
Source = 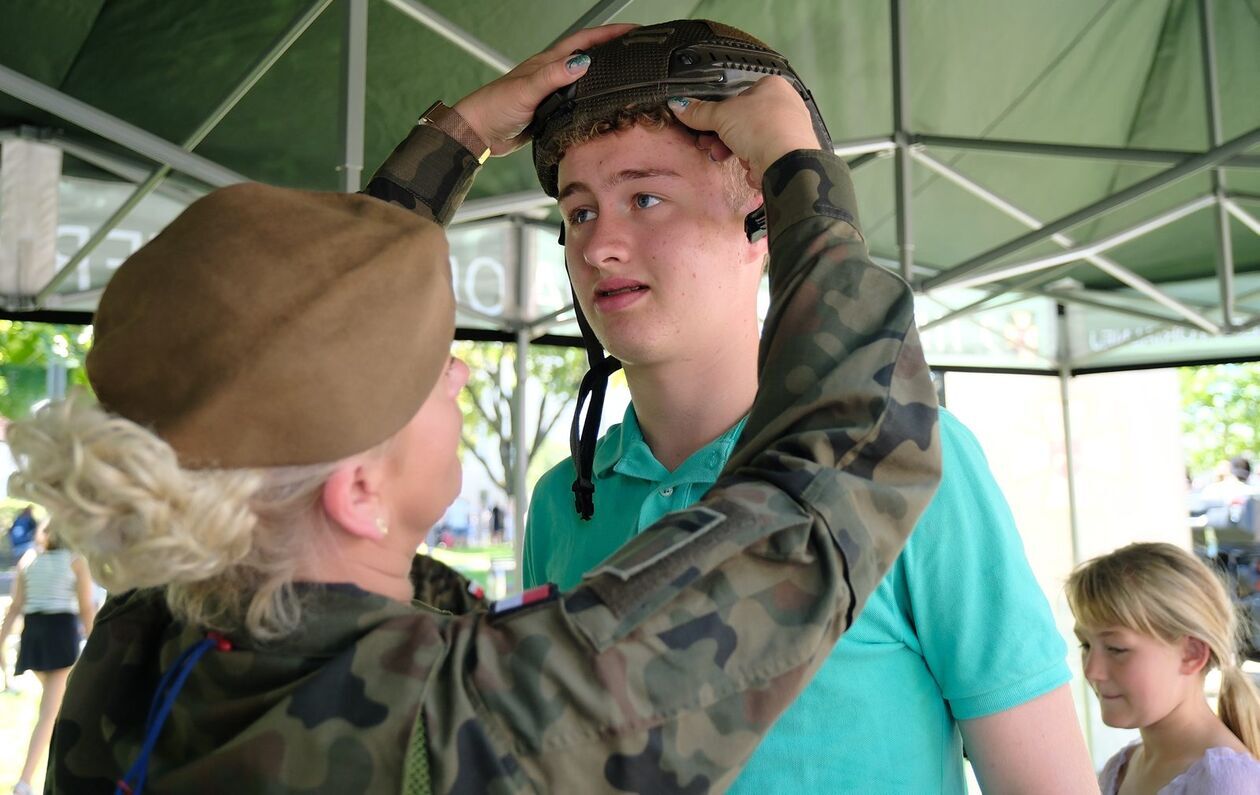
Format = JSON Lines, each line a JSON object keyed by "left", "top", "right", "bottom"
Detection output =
{"left": 0, "top": 321, "right": 93, "bottom": 420}
{"left": 453, "top": 340, "right": 587, "bottom": 498}
{"left": 1179, "top": 362, "right": 1260, "bottom": 476}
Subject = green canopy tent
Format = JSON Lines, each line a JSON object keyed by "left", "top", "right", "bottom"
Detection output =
{"left": 1, "top": 0, "right": 1258, "bottom": 581}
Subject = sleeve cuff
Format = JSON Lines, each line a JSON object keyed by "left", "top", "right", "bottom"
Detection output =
{"left": 947, "top": 660, "right": 1072, "bottom": 721}
{"left": 761, "top": 150, "right": 863, "bottom": 247}
{"left": 365, "top": 123, "right": 481, "bottom": 226}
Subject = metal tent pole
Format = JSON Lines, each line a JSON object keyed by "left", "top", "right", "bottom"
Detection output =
{"left": 912, "top": 133, "right": 1260, "bottom": 170}
{"left": 31, "top": 0, "right": 335, "bottom": 305}
{"left": 913, "top": 151, "right": 1221, "bottom": 334}
{"left": 550, "top": 0, "right": 637, "bottom": 47}
{"left": 890, "top": 0, "right": 914, "bottom": 282}
{"left": 511, "top": 219, "right": 533, "bottom": 591}
{"left": 922, "top": 126, "right": 1260, "bottom": 291}
{"left": 453, "top": 190, "right": 553, "bottom": 223}
{"left": 0, "top": 64, "right": 245, "bottom": 187}
{"left": 338, "top": 0, "right": 368, "bottom": 192}
{"left": 1199, "top": 0, "right": 1236, "bottom": 328}
{"left": 1225, "top": 201, "right": 1260, "bottom": 237}
{"left": 945, "top": 196, "right": 1217, "bottom": 292}
{"left": 1056, "top": 301, "right": 1092, "bottom": 758}
{"left": 383, "top": 0, "right": 512, "bottom": 73}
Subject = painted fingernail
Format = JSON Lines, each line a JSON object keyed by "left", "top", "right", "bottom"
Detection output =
{"left": 667, "top": 97, "right": 691, "bottom": 110}
{"left": 566, "top": 54, "right": 591, "bottom": 72}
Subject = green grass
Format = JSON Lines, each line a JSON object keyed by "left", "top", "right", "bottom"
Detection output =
{"left": 1, "top": 600, "right": 46, "bottom": 792}
{"left": 0, "top": 675, "right": 44, "bottom": 792}
{"left": 426, "top": 543, "right": 515, "bottom": 598}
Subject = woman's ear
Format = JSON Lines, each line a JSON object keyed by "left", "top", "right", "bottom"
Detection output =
{"left": 1180, "top": 636, "right": 1212, "bottom": 676}
{"left": 321, "top": 458, "right": 387, "bottom": 540}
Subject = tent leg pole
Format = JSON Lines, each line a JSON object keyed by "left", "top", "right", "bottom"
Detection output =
{"left": 339, "top": 0, "right": 368, "bottom": 192}
{"left": 510, "top": 219, "right": 533, "bottom": 592}
{"left": 1057, "top": 302, "right": 1093, "bottom": 759}
{"left": 890, "top": 0, "right": 914, "bottom": 282}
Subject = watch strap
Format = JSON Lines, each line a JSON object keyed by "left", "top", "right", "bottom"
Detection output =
{"left": 419, "top": 101, "right": 491, "bottom": 164}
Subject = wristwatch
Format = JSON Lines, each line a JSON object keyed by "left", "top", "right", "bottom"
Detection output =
{"left": 418, "top": 101, "right": 491, "bottom": 164}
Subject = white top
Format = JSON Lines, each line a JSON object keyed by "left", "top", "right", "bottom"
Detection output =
{"left": 1099, "top": 741, "right": 1260, "bottom": 795}
{"left": 21, "top": 548, "right": 80, "bottom": 614}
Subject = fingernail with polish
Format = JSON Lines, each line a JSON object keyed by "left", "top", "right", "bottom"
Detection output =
{"left": 667, "top": 97, "right": 691, "bottom": 110}
{"left": 566, "top": 54, "right": 591, "bottom": 72}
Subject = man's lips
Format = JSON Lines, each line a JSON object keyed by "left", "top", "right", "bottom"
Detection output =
{"left": 594, "top": 277, "right": 648, "bottom": 298}
{"left": 592, "top": 278, "right": 649, "bottom": 312}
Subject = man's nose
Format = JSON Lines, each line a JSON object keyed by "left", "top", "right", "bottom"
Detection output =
{"left": 581, "top": 213, "right": 631, "bottom": 270}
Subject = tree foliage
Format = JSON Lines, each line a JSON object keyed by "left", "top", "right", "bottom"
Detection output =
{"left": 453, "top": 341, "right": 586, "bottom": 498}
{"left": 1179, "top": 362, "right": 1260, "bottom": 476}
{"left": 0, "top": 321, "right": 93, "bottom": 421}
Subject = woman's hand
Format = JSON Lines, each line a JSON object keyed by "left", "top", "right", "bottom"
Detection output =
{"left": 452, "top": 23, "right": 637, "bottom": 157}
{"left": 667, "top": 76, "right": 822, "bottom": 190}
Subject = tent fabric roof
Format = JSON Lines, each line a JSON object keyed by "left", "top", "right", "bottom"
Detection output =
{"left": 1, "top": 0, "right": 1258, "bottom": 372}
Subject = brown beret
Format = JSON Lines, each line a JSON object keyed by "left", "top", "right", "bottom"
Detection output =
{"left": 87, "top": 182, "right": 454, "bottom": 469}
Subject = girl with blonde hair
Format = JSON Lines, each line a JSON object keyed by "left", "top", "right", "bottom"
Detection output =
{"left": 1067, "top": 542, "right": 1260, "bottom": 793}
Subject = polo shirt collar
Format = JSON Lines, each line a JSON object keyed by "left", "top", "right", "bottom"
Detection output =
{"left": 593, "top": 403, "right": 749, "bottom": 484}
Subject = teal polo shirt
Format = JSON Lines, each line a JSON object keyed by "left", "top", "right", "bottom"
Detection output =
{"left": 525, "top": 407, "right": 1070, "bottom": 793}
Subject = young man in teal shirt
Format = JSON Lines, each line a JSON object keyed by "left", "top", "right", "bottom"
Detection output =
{"left": 523, "top": 20, "right": 1097, "bottom": 794}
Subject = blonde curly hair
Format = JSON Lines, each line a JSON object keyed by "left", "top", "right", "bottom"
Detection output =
{"left": 7, "top": 395, "right": 349, "bottom": 640}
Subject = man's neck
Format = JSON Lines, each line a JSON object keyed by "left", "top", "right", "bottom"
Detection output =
{"left": 623, "top": 324, "right": 759, "bottom": 472}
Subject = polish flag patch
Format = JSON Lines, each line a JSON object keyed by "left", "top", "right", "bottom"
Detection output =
{"left": 491, "top": 583, "right": 558, "bottom": 616}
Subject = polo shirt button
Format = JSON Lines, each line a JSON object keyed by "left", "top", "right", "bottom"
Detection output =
{"left": 660, "top": 486, "right": 674, "bottom": 497}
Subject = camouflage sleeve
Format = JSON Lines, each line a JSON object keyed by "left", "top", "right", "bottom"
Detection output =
{"left": 418, "top": 150, "right": 942, "bottom": 793}
{"left": 363, "top": 122, "right": 480, "bottom": 226}
{"left": 409, "top": 553, "right": 488, "bottom": 614}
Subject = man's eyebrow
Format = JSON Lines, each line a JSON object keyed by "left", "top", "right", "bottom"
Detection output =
{"left": 557, "top": 181, "right": 590, "bottom": 203}
{"left": 556, "top": 168, "right": 683, "bottom": 203}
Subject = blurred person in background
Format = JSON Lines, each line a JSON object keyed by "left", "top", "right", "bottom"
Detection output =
{"left": 0, "top": 524, "right": 96, "bottom": 795}
{"left": 5, "top": 506, "right": 37, "bottom": 567}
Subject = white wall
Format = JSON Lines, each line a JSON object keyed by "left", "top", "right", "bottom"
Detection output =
{"left": 943, "top": 368, "right": 1189, "bottom": 771}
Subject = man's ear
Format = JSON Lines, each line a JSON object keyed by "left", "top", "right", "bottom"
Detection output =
{"left": 1180, "top": 636, "right": 1212, "bottom": 676}
{"left": 321, "top": 458, "right": 386, "bottom": 540}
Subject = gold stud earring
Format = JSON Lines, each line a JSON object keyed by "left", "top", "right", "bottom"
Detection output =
{"left": 375, "top": 516, "right": 390, "bottom": 537}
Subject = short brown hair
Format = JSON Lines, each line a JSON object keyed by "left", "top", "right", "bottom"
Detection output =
{"left": 538, "top": 103, "right": 757, "bottom": 212}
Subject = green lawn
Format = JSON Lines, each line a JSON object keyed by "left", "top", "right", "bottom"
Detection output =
{"left": 425, "top": 543, "right": 515, "bottom": 598}
{"left": 1, "top": 602, "right": 45, "bottom": 793}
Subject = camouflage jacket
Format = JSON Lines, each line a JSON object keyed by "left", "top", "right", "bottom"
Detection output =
{"left": 49, "top": 125, "right": 940, "bottom": 794}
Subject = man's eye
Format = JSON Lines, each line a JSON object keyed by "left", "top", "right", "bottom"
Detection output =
{"left": 634, "top": 194, "right": 661, "bottom": 210}
{"left": 568, "top": 208, "right": 596, "bottom": 225}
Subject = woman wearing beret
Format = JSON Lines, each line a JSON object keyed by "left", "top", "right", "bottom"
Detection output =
{"left": 9, "top": 25, "right": 940, "bottom": 794}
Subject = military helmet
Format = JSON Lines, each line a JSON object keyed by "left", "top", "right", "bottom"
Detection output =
{"left": 531, "top": 19, "right": 832, "bottom": 198}
{"left": 529, "top": 20, "right": 831, "bottom": 520}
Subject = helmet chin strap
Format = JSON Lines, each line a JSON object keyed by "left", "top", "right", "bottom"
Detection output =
{"left": 744, "top": 205, "right": 767, "bottom": 243}
{"left": 559, "top": 208, "right": 761, "bottom": 520}
{"left": 568, "top": 285, "right": 620, "bottom": 520}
